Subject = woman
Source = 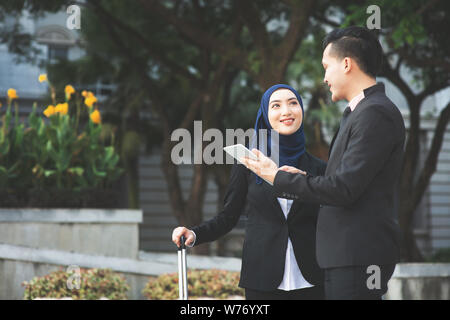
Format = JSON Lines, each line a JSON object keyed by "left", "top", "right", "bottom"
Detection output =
{"left": 172, "top": 84, "right": 326, "bottom": 300}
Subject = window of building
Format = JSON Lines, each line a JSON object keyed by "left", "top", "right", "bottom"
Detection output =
{"left": 36, "top": 25, "right": 75, "bottom": 63}
{"left": 47, "top": 45, "right": 68, "bottom": 61}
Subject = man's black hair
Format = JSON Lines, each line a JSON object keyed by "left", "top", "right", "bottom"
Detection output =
{"left": 323, "top": 26, "right": 383, "bottom": 78}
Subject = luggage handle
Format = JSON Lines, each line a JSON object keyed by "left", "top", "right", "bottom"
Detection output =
{"left": 178, "top": 235, "right": 188, "bottom": 300}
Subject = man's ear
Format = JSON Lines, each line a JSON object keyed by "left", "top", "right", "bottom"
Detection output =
{"left": 343, "top": 57, "right": 352, "bottom": 74}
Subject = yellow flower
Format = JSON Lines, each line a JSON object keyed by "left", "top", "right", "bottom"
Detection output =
{"left": 43, "top": 105, "right": 56, "bottom": 118}
{"left": 38, "top": 74, "right": 47, "bottom": 83}
{"left": 65, "top": 85, "right": 75, "bottom": 100}
{"left": 90, "top": 109, "right": 101, "bottom": 124}
{"left": 7, "top": 88, "right": 18, "bottom": 100}
{"left": 85, "top": 95, "right": 97, "bottom": 108}
{"left": 55, "top": 102, "right": 69, "bottom": 115}
{"left": 81, "top": 90, "right": 90, "bottom": 98}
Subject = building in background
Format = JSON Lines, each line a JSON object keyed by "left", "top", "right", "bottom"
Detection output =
{"left": 0, "top": 10, "right": 111, "bottom": 113}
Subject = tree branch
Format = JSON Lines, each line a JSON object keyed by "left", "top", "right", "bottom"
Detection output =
{"left": 311, "top": 12, "right": 341, "bottom": 28}
{"left": 276, "top": 0, "right": 316, "bottom": 75}
{"left": 138, "top": 0, "right": 252, "bottom": 76}
{"left": 236, "top": 1, "right": 270, "bottom": 60}
{"left": 86, "top": 0, "right": 199, "bottom": 83}
{"left": 380, "top": 52, "right": 416, "bottom": 104}
{"left": 417, "top": 79, "right": 450, "bottom": 102}
{"left": 416, "top": 0, "right": 442, "bottom": 15}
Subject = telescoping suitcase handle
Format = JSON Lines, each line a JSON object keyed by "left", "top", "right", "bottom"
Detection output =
{"left": 178, "top": 235, "right": 188, "bottom": 300}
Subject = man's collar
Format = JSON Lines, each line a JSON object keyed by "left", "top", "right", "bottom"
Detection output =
{"left": 348, "top": 82, "right": 385, "bottom": 111}
{"left": 363, "top": 82, "right": 385, "bottom": 97}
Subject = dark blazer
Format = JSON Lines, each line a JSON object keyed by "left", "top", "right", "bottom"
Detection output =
{"left": 192, "top": 152, "right": 326, "bottom": 291}
{"left": 273, "top": 83, "right": 405, "bottom": 269}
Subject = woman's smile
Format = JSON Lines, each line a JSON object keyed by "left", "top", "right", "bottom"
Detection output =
{"left": 280, "top": 118, "right": 295, "bottom": 126}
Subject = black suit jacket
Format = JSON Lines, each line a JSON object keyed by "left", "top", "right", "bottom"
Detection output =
{"left": 273, "top": 83, "right": 405, "bottom": 269}
{"left": 192, "top": 152, "right": 326, "bottom": 291}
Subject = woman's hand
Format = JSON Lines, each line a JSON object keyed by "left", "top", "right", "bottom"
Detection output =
{"left": 172, "top": 227, "right": 195, "bottom": 247}
{"left": 279, "top": 165, "right": 307, "bottom": 175}
{"left": 240, "top": 149, "right": 279, "bottom": 184}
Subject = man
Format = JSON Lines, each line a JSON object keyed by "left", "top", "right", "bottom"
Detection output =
{"left": 241, "top": 26, "right": 405, "bottom": 300}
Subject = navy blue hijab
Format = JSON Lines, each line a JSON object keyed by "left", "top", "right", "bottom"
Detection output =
{"left": 252, "top": 84, "right": 306, "bottom": 184}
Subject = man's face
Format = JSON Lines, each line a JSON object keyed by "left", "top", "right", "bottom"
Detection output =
{"left": 322, "top": 43, "right": 347, "bottom": 102}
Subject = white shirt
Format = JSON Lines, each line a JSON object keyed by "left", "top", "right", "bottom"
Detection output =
{"left": 276, "top": 197, "right": 313, "bottom": 291}
{"left": 348, "top": 91, "right": 365, "bottom": 111}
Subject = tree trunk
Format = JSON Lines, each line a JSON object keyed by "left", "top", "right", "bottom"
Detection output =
{"left": 306, "top": 85, "right": 333, "bottom": 161}
{"left": 398, "top": 100, "right": 423, "bottom": 261}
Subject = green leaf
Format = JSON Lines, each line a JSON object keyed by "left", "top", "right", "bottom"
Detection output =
{"left": 92, "top": 164, "right": 107, "bottom": 178}
{"left": 67, "top": 167, "right": 84, "bottom": 176}
{"left": 44, "top": 170, "right": 56, "bottom": 177}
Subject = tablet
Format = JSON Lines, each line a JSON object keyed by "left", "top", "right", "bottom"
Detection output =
{"left": 223, "top": 144, "right": 273, "bottom": 185}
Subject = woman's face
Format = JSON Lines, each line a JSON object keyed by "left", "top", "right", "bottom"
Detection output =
{"left": 268, "top": 88, "right": 303, "bottom": 135}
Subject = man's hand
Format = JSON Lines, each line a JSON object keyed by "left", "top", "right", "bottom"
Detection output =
{"left": 279, "top": 165, "right": 307, "bottom": 175}
{"left": 240, "top": 149, "right": 279, "bottom": 185}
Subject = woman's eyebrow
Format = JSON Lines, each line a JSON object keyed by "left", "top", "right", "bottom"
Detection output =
{"left": 269, "top": 97, "right": 297, "bottom": 104}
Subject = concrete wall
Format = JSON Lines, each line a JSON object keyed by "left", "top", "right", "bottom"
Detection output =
{"left": 385, "top": 263, "right": 450, "bottom": 300}
{"left": 0, "top": 209, "right": 142, "bottom": 259}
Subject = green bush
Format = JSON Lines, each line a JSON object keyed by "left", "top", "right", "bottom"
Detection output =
{"left": 142, "top": 269, "right": 244, "bottom": 300}
{"left": 22, "top": 268, "right": 130, "bottom": 300}
{"left": 426, "top": 248, "right": 450, "bottom": 263}
{"left": 0, "top": 84, "right": 123, "bottom": 208}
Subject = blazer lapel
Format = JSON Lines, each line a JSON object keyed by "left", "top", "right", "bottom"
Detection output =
{"left": 286, "top": 153, "right": 310, "bottom": 221}
{"left": 261, "top": 181, "right": 289, "bottom": 222}
{"left": 328, "top": 108, "right": 358, "bottom": 159}
{"left": 265, "top": 153, "right": 309, "bottom": 222}
{"left": 328, "top": 127, "right": 340, "bottom": 159}
{"left": 286, "top": 199, "right": 302, "bottom": 222}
